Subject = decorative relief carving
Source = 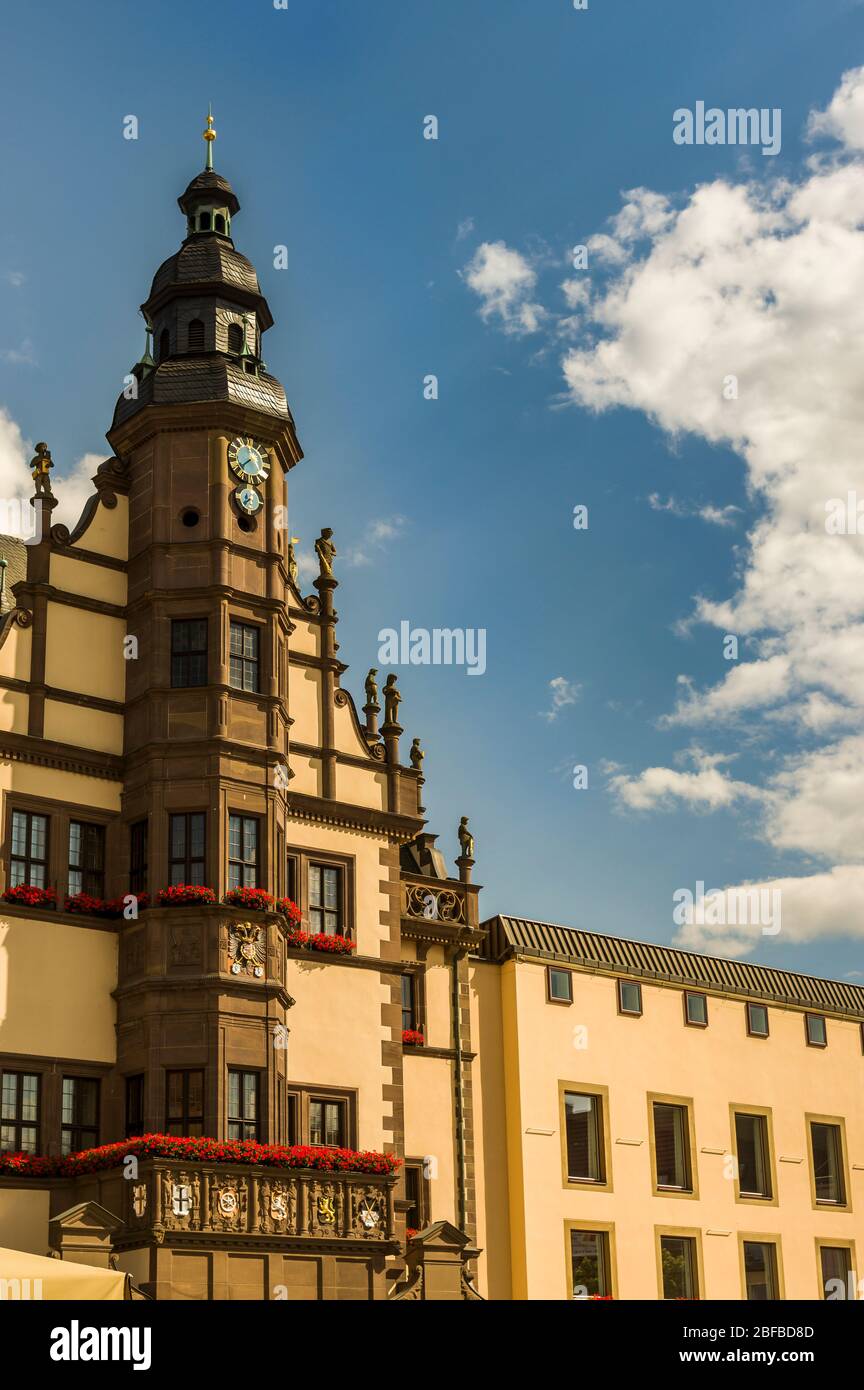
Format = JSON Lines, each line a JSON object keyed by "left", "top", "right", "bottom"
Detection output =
{"left": 228, "top": 921, "right": 265, "bottom": 978}
{"left": 161, "top": 1170, "right": 202, "bottom": 1231}
{"left": 12, "top": 609, "right": 33, "bottom": 628}
{"left": 209, "top": 1178, "right": 248, "bottom": 1232}
{"left": 131, "top": 1184, "right": 148, "bottom": 1221}
{"left": 352, "top": 1188, "right": 385, "bottom": 1236}
{"left": 333, "top": 688, "right": 349, "bottom": 707}
{"left": 121, "top": 930, "right": 145, "bottom": 977}
{"left": 257, "top": 1179, "right": 298, "bottom": 1235}
{"left": 169, "top": 923, "right": 201, "bottom": 967}
{"left": 309, "top": 1181, "right": 342, "bottom": 1236}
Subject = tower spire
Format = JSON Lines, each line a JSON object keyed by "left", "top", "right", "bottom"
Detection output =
{"left": 203, "top": 104, "right": 216, "bottom": 170}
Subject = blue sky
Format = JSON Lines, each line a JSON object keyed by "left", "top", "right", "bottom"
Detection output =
{"left": 3, "top": 0, "right": 864, "bottom": 980}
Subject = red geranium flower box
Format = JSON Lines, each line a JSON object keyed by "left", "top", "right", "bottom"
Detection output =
{"left": 223, "top": 887, "right": 274, "bottom": 911}
{"left": 402, "top": 1029, "right": 425, "bottom": 1047}
{"left": 305, "top": 933, "right": 356, "bottom": 956}
{"left": 0, "top": 1133, "right": 401, "bottom": 1179}
{"left": 1, "top": 884, "right": 57, "bottom": 909}
{"left": 276, "top": 897, "right": 302, "bottom": 927}
{"left": 157, "top": 884, "right": 217, "bottom": 906}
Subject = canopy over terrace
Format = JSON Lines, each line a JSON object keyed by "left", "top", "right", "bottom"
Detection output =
{"left": 0, "top": 1246, "right": 132, "bottom": 1300}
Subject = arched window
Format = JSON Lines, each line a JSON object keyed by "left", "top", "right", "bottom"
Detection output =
{"left": 187, "top": 319, "right": 205, "bottom": 352}
{"left": 214, "top": 213, "right": 226, "bottom": 235}
{"left": 158, "top": 328, "right": 170, "bottom": 363}
{"left": 197, "top": 211, "right": 211, "bottom": 232}
{"left": 227, "top": 323, "right": 244, "bottom": 355}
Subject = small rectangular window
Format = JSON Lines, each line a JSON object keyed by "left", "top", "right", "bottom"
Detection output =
{"left": 546, "top": 967, "right": 573, "bottom": 1003}
{"left": 653, "top": 1101, "right": 693, "bottom": 1192}
{"left": 684, "top": 991, "right": 708, "bottom": 1027}
{"left": 617, "top": 979, "right": 642, "bottom": 1016}
{"left": 746, "top": 1003, "right": 769, "bottom": 1038}
{"left": 129, "top": 820, "right": 148, "bottom": 896}
{"left": 734, "top": 1112, "right": 772, "bottom": 1199}
{"left": 570, "top": 1229, "right": 612, "bottom": 1299}
{"left": 564, "top": 1091, "right": 606, "bottom": 1184}
{"left": 169, "top": 813, "right": 206, "bottom": 886}
{"left": 404, "top": 1162, "right": 426, "bottom": 1233}
{"left": 228, "top": 1070, "right": 260, "bottom": 1141}
{"left": 309, "top": 863, "right": 343, "bottom": 935}
{"left": 286, "top": 854, "right": 299, "bottom": 905}
{"left": 820, "top": 1245, "right": 853, "bottom": 1298}
{"left": 125, "top": 1075, "right": 145, "bottom": 1138}
{"left": 806, "top": 1014, "right": 827, "bottom": 1048}
{"left": 0, "top": 1071, "right": 40, "bottom": 1153}
{"left": 309, "top": 1097, "right": 346, "bottom": 1148}
{"left": 743, "top": 1241, "right": 779, "bottom": 1301}
{"left": 61, "top": 1076, "right": 99, "bottom": 1155}
{"left": 660, "top": 1234, "right": 699, "bottom": 1299}
{"left": 68, "top": 822, "right": 105, "bottom": 898}
{"left": 228, "top": 814, "right": 259, "bottom": 891}
{"left": 166, "top": 1069, "right": 204, "bottom": 1137}
{"left": 9, "top": 810, "right": 49, "bottom": 889}
{"left": 171, "top": 618, "right": 208, "bottom": 688}
{"left": 810, "top": 1121, "right": 846, "bottom": 1205}
{"left": 229, "top": 621, "right": 260, "bottom": 693}
{"left": 401, "top": 973, "right": 417, "bottom": 1032}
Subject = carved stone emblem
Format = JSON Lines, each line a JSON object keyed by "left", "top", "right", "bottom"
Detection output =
{"left": 172, "top": 1184, "right": 192, "bottom": 1218}
{"left": 218, "top": 1187, "right": 239, "bottom": 1217}
{"left": 317, "top": 1195, "right": 336, "bottom": 1225}
{"left": 357, "top": 1197, "right": 380, "bottom": 1230}
{"left": 132, "top": 1184, "right": 148, "bottom": 1219}
{"left": 228, "top": 922, "right": 266, "bottom": 978}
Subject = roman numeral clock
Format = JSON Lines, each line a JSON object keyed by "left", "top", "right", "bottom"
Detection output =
{"left": 227, "top": 435, "right": 271, "bottom": 515}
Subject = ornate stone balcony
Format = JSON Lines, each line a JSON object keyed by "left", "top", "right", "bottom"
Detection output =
{"left": 400, "top": 873, "right": 485, "bottom": 948}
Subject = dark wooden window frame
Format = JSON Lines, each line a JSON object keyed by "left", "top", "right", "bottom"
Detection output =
{"left": 0, "top": 1069, "right": 41, "bottom": 1153}
{"left": 228, "top": 812, "right": 261, "bottom": 891}
{"left": 169, "top": 812, "right": 207, "bottom": 887}
{"left": 228, "top": 1069, "right": 261, "bottom": 1142}
{"left": 229, "top": 620, "right": 261, "bottom": 694}
{"left": 129, "top": 820, "right": 148, "bottom": 896}
{"left": 9, "top": 808, "right": 49, "bottom": 890}
{"left": 170, "top": 617, "right": 209, "bottom": 689}
{"left": 683, "top": 991, "right": 709, "bottom": 1028}
{"left": 125, "top": 1074, "right": 145, "bottom": 1138}
{"left": 546, "top": 966, "right": 573, "bottom": 1005}
{"left": 403, "top": 1158, "right": 431, "bottom": 1233}
{"left": 165, "top": 1069, "right": 205, "bottom": 1138}
{"left": 284, "top": 1083, "right": 357, "bottom": 1149}
{"left": 67, "top": 820, "right": 106, "bottom": 898}
{"left": 617, "top": 978, "right": 643, "bottom": 1017}
{"left": 61, "top": 1075, "right": 100, "bottom": 1154}
{"left": 286, "top": 847, "right": 355, "bottom": 941}
{"left": 805, "top": 1013, "right": 828, "bottom": 1048}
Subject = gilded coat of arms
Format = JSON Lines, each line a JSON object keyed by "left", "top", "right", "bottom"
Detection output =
{"left": 228, "top": 922, "right": 266, "bottom": 978}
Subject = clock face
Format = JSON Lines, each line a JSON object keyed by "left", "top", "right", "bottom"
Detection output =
{"left": 228, "top": 436, "right": 271, "bottom": 483}
{"left": 235, "top": 485, "right": 263, "bottom": 516}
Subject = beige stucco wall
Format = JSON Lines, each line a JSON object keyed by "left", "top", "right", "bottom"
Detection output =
{"left": 43, "top": 699, "right": 124, "bottom": 755}
{"left": 288, "top": 666, "right": 321, "bottom": 747}
{"left": 0, "top": 1188, "right": 51, "bottom": 1256}
{"left": 0, "top": 689, "right": 28, "bottom": 735}
{"left": 0, "top": 620, "right": 31, "bottom": 682}
{"left": 49, "top": 553, "right": 127, "bottom": 606}
{"left": 403, "top": 1052, "right": 458, "bottom": 1226}
{"left": 284, "top": 819, "right": 389, "bottom": 958}
{"left": 470, "top": 960, "right": 512, "bottom": 1299}
{"left": 44, "top": 604, "right": 126, "bottom": 702}
{"left": 503, "top": 958, "right": 864, "bottom": 1300}
{"left": 70, "top": 492, "right": 129, "bottom": 562}
{"left": 0, "top": 764, "right": 122, "bottom": 815}
{"left": 0, "top": 917, "right": 117, "bottom": 1061}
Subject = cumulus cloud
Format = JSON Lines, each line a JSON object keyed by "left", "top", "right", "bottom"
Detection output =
{"left": 461, "top": 242, "right": 546, "bottom": 335}
{"left": 608, "top": 749, "right": 761, "bottom": 812}
{"left": 540, "top": 675, "right": 581, "bottom": 722}
{"left": 293, "top": 515, "right": 407, "bottom": 585}
{"left": 647, "top": 493, "right": 740, "bottom": 527}
{"left": 674, "top": 864, "right": 864, "bottom": 956}
{"left": 0, "top": 407, "right": 107, "bottom": 539}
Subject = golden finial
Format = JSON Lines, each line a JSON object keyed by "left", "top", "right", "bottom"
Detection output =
{"left": 203, "top": 104, "right": 216, "bottom": 169}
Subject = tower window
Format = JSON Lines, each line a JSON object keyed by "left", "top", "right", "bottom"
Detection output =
{"left": 214, "top": 213, "right": 226, "bottom": 235}
{"left": 68, "top": 821, "right": 105, "bottom": 898}
{"left": 187, "top": 318, "right": 205, "bottom": 352}
{"left": 227, "top": 323, "right": 244, "bottom": 355}
{"left": 169, "top": 813, "right": 206, "bottom": 887}
{"left": 228, "top": 815, "right": 259, "bottom": 891}
{"left": 197, "top": 211, "right": 211, "bottom": 232}
{"left": 229, "top": 621, "right": 260, "bottom": 692}
{"left": 171, "top": 618, "right": 208, "bottom": 687}
{"left": 158, "top": 328, "right": 170, "bottom": 362}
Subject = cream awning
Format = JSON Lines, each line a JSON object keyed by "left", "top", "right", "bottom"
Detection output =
{"left": 0, "top": 1246, "right": 131, "bottom": 1300}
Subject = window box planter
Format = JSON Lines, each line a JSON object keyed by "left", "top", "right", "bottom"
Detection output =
{"left": 1, "top": 884, "right": 57, "bottom": 909}
{"left": 276, "top": 896, "right": 302, "bottom": 927}
{"left": 402, "top": 1029, "right": 425, "bottom": 1047}
{"left": 223, "top": 887, "right": 274, "bottom": 911}
{"left": 157, "top": 884, "right": 217, "bottom": 907}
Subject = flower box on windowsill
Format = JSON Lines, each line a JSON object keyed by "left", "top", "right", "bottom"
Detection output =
{"left": 157, "top": 884, "right": 217, "bottom": 907}
{"left": 65, "top": 892, "right": 150, "bottom": 918}
{"left": 1, "top": 884, "right": 57, "bottom": 910}
{"left": 222, "top": 887, "right": 274, "bottom": 912}
{"left": 402, "top": 1029, "right": 425, "bottom": 1048}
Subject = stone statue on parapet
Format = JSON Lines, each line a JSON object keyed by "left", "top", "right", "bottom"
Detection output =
{"left": 458, "top": 816, "right": 475, "bottom": 860}
{"left": 314, "top": 527, "right": 337, "bottom": 579}
{"left": 31, "top": 442, "right": 54, "bottom": 498}
{"left": 287, "top": 536, "right": 299, "bottom": 587}
{"left": 365, "top": 668, "right": 379, "bottom": 708}
{"left": 383, "top": 673, "right": 402, "bottom": 726}
{"left": 409, "top": 738, "right": 425, "bottom": 771}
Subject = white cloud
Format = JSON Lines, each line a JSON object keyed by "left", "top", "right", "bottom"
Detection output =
{"left": 608, "top": 749, "right": 760, "bottom": 812}
{"left": 456, "top": 217, "right": 475, "bottom": 242}
{"left": 5, "top": 272, "right": 25, "bottom": 289}
{"left": 674, "top": 864, "right": 864, "bottom": 956}
{"left": 461, "top": 242, "right": 546, "bottom": 335}
{"left": 807, "top": 64, "right": 864, "bottom": 150}
{"left": 540, "top": 675, "right": 581, "bottom": 723}
{"left": 647, "top": 493, "right": 740, "bottom": 527}
{"left": 1, "top": 339, "right": 36, "bottom": 366}
{"left": 0, "top": 407, "right": 108, "bottom": 538}
{"left": 292, "top": 515, "right": 408, "bottom": 585}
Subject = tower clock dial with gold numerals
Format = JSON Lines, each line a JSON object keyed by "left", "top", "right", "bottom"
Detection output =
{"left": 227, "top": 436, "right": 271, "bottom": 484}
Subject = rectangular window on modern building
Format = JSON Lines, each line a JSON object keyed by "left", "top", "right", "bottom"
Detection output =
{"left": 659, "top": 1234, "right": 699, "bottom": 1299}
{"left": 229, "top": 621, "right": 260, "bottom": 693}
{"left": 125, "top": 1075, "right": 145, "bottom": 1138}
{"left": 309, "top": 1097, "right": 346, "bottom": 1148}
{"left": 166, "top": 1070, "right": 204, "bottom": 1137}
{"left": 129, "top": 820, "right": 148, "bottom": 896}
{"left": 169, "top": 813, "right": 206, "bottom": 886}
{"left": 569, "top": 1229, "right": 612, "bottom": 1299}
{"left": 743, "top": 1241, "right": 780, "bottom": 1300}
{"left": 171, "top": 619, "right": 208, "bottom": 688}
{"left": 734, "top": 1112, "right": 773, "bottom": 1199}
{"left": 684, "top": 991, "right": 708, "bottom": 1027}
{"left": 309, "top": 862, "right": 343, "bottom": 935}
{"left": 806, "top": 1014, "right": 827, "bottom": 1048}
{"left": 810, "top": 1120, "right": 846, "bottom": 1205}
{"left": 0, "top": 1071, "right": 40, "bottom": 1153}
{"left": 228, "top": 1070, "right": 260, "bottom": 1141}
{"left": 746, "top": 1002, "right": 769, "bottom": 1037}
{"left": 564, "top": 1091, "right": 606, "bottom": 1184}
{"left": 546, "top": 967, "right": 572, "bottom": 1003}
{"left": 653, "top": 1101, "right": 693, "bottom": 1192}
{"left": 9, "top": 810, "right": 48, "bottom": 889}
{"left": 617, "top": 979, "right": 643, "bottom": 1016}
{"left": 68, "top": 821, "right": 105, "bottom": 898}
{"left": 228, "top": 815, "right": 259, "bottom": 890}
{"left": 61, "top": 1077, "right": 99, "bottom": 1155}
